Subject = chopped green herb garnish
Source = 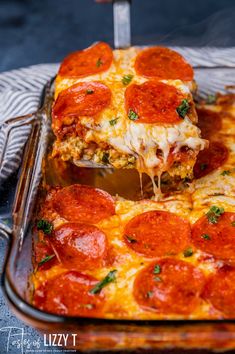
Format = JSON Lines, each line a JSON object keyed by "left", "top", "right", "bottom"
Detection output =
{"left": 153, "top": 264, "right": 161, "bottom": 274}
{"left": 200, "top": 163, "right": 207, "bottom": 171}
{"left": 128, "top": 109, "right": 139, "bottom": 121}
{"left": 177, "top": 99, "right": 190, "bottom": 118}
{"left": 146, "top": 291, "right": 153, "bottom": 298}
{"left": 206, "top": 94, "right": 217, "bottom": 104}
{"left": 38, "top": 254, "right": 55, "bottom": 267}
{"left": 221, "top": 170, "right": 231, "bottom": 176}
{"left": 182, "top": 177, "right": 191, "bottom": 185}
{"left": 37, "top": 219, "right": 53, "bottom": 235}
{"left": 109, "top": 117, "right": 119, "bottom": 126}
{"left": 96, "top": 58, "right": 103, "bottom": 67}
{"left": 201, "top": 234, "right": 211, "bottom": 240}
{"left": 122, "top": 74, "right": 134, "bottom": 85}
{"left": 231, "top": 221, "right": 235, "bottom": 227}
{"left": 183, "top": 247, "right": 193, "bottom": 257}
{"left": 154, "top": 276, "right": 162, "bottom": 282}
{"left": 206, "top": 206, "right": 224, "bottom": 224}
{"left": 125, "top": 235, "right": 137, "bottom": 243}
{"left": 102, "top": 152, "right": 109, "bottom": 163}
{"left": 86, "top": 89, "right": 94, "bottom": 94}
{"left": 89, "top": 270, "right": 117, "bottom": 294}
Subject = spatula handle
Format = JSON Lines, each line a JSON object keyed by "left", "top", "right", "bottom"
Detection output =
{"left": 113, "top": 0, "right": 131, "bottom": 48}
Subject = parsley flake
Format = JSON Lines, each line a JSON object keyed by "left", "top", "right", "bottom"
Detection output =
{"left": 206, "top": 94, "right": 217, "bottom": 104}
{"left": 201, "top": 234, "right": 211, "bottom": 240}
{"left": 128, "top": 110, "right": 139, "bottom": 121}
{"left": 200, "top": 163, "right": 207, "bottom": 171}
{"left": 109, "top": 117, "right": 119, "bottom": 126}
{"left": 86, "top": 89, "right": 94, "bottom": 94}
{"left": 231, "top": 221, "right": 235, "bottom": 227}
{"left": 221, "top": 170, "right": 231, "bottom": 176}
{"left": 122, "top": 74, "right": 133, "bottom": 85}
{"left": 206, "top": 206, "right": 224, "bottom": 224}
{"left": 89, "top": 270, "right": 117, "bottom": 294}
{"left": 183, "top": 247, "right": 193, "bottom": 257}
{"left": 153, "top": 264, "right": 161, "bottom": 274}
{"left": 177, "top": 99, "right": 190, "bottom": 118}
{"left": 154, "top": 276, "right": 162, "bottom": 282}
{"left": 38, "top": 254, "right": 55, "bottom": 267}
{"left": 146, "top": 291, "right": 153, "bottom": 298}
{"left": 37, "top": 219, "right": 53, "bottom": 235}
{"left": 125, "top": 235, "right": 137, "bottom": 244}
{"left": 96, "top": 58, "right": 103, "bottom": 67}
{"left": 102, "top": 152, "right": 109, "bottom": 163}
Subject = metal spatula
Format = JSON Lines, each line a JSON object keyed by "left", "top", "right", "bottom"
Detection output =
{"left": 72, "top": 0, "right": 132, "bottom": 168}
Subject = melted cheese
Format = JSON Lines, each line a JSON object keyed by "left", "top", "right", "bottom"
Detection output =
{"left": 34, "top": 97, "right": 235, "bottom": 320}
{"left": 34, "top": 193, "right": 223, "bottom": 320}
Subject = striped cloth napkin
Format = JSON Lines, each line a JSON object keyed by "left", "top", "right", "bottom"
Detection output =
{"left": 0, "top": 64, "right": 58, "bottom": 186}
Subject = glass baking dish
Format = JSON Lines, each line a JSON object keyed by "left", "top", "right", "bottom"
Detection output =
{"left": 1, "top": 56, "right": 235, "bottom": 352}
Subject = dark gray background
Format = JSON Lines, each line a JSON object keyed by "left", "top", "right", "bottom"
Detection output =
{"left": 0, "top": 0, "right": 235, "bottom": 72}
{"left": 0, "top": 0, "right": 235, "bottom": 353}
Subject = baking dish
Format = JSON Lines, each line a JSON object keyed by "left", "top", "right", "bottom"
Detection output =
{"left": 1, "top": 60, "right": 235, "bottom": 353}
{"left": 1, "top": 1, "right": 235, "bottom": 351}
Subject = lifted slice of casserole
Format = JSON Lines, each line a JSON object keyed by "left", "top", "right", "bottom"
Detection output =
{"left": 52, "top": 42, "right": 207, "bottom": 184}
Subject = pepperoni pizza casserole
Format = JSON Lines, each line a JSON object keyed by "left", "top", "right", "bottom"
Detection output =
{"left": 51, "top": 42, "right": 207, "bottom": 185}
{"left": 32, "top": 43, "right": 235, "bottom": 320}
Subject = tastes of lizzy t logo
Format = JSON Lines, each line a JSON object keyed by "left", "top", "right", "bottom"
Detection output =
{"left": 0, "top": 327, "right": 40, "bottom": 353}
{"left": 0, "top": 327, "right": 77, "bottom": 353}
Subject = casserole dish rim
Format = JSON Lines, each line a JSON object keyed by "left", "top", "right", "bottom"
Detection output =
{"left": 1, "top": 49, "right": 235, "bottom": 352}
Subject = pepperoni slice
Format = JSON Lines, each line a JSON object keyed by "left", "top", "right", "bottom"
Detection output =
{"left": 135, "top": 47, "right": 194, "bottom": 81}
{"left": 52, "top": 81, "right": 111, "bottom": 131}
{"left": 52, "top": 223, "right": 108, "bottom": 269}
{"left": 192, "top": 212, "right": 235, "bottom": 260}
{"left": 197, "top": 108, "right": 222, "bottom": 139}
{"left": 58, "top": 42, "right": 113, "bottom": 78}
{"left": 125, "top": 81, "right": 187, "bottom": 124}
{"left": 52, "top": 184, "right": 115, "bottom": 224}
{"left": 167, "top": 146, "right": 194, "bottom": 169}
{"left": 203, "top": 266, "right": 235, "bottom": 317}
{"left": 124, "top": 210, "right": 191, "bottom": 257}
{"left": 133, "top": 258, "right": 205, "bottom": 314}
{"left": 193, "top": 141, "right": 228, "bottom": 179}
{"left": 34, "top": 271, "right": 104, "bottom": 316}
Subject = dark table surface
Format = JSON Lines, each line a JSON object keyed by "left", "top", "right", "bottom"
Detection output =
{"left": 1, "top": 0, "right": 235, "bottom": 353}
{"left": 0, "top": 0, "right": 235, "bottom": 72}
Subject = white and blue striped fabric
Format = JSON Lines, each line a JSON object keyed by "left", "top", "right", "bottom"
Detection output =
{"left": 0, "top": 64, "right": 58, "bottom": 186}
{"left": 0, "top": 47, "right": 235, "bottom": 186}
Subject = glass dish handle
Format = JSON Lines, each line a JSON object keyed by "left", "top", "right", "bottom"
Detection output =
{"left": 0, "top": 112, "right": 38, "bottom": 239}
